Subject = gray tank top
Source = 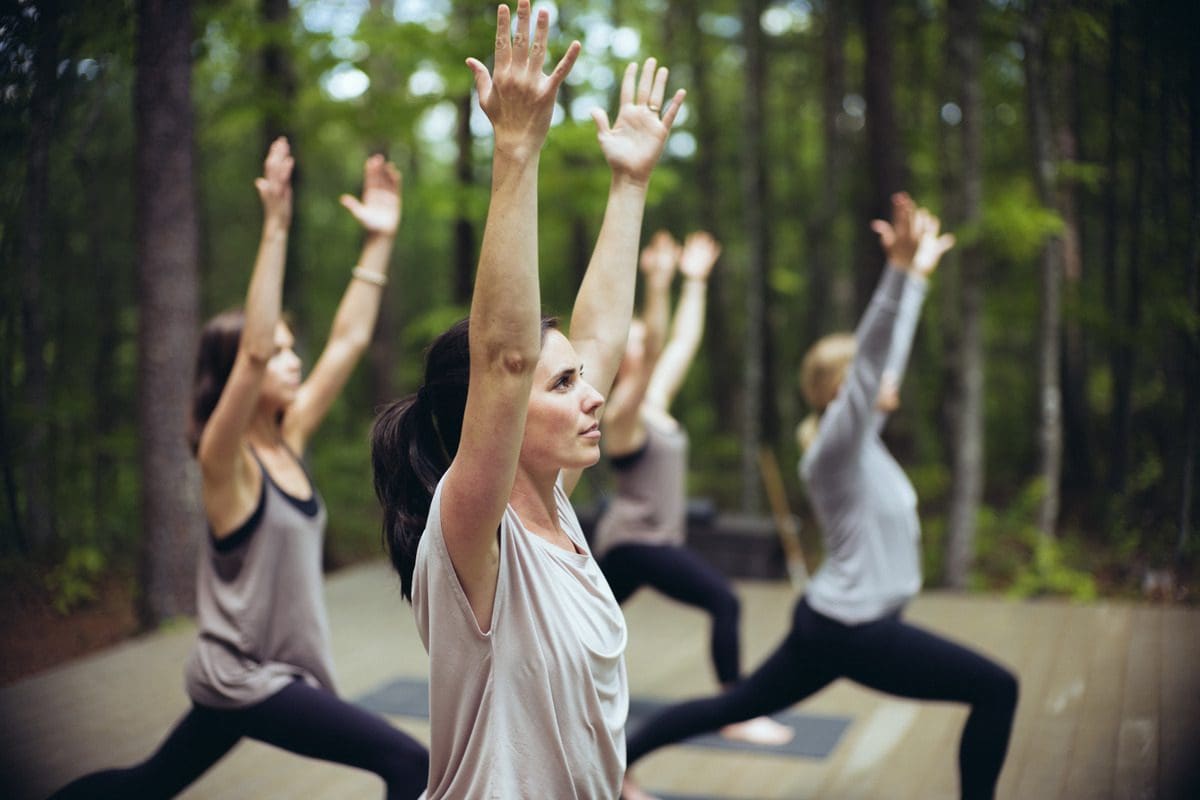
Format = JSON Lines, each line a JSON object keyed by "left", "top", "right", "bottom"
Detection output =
{"left": 185, "top": 449, "right": 336, "bottom": 709}
{"left": 412, "top": 473, "right": 629, "bottom": 799}
{"left": 593, "top": 413, "right": 688, "bottom": 556}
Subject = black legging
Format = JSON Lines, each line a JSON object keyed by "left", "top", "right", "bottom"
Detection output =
{"left": 627, "top": 597, "right": 1018, "bottom": 800}
{"left": 600, "top": 542, "right": 741, "bottom": 685}
{"left": 48, "top": 679, "right": 428, "bottom": 800}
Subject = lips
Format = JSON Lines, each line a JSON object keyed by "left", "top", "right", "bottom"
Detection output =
{"left": 580, "top": 422, "right": 601, "bottom": 439}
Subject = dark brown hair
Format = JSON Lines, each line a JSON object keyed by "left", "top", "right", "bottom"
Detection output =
{"left": 188, "top": 309, "right": 245, "bottom": 454}
{"left": 371, "top": 316, "right": 558, "bottom": 600}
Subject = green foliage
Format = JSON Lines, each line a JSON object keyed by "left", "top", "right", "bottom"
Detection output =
{"left": 45, "top": 545, "right": 106, "bottom": 614}
{"left": 972, "top": 480, "right": 1098, "bottom": 600}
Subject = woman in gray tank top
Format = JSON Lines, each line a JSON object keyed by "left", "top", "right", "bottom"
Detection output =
{"left": 623, "top": 194, "right": 1018, "bottom": 800}
{"left": 50, "top": 139, "right": 428, "bottom": 799}
{"left": 595, "top": 229, "right": 793, "bottom": 747}
{"left": 370, "top": 4, "right": 684, "bottom": 797}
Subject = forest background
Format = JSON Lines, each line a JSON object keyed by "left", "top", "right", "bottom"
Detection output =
{"left": 1, "top": 0, "right": 1197, "bottom": 678}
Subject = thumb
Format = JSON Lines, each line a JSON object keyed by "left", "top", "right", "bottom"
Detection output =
{"left": 591, "top": 107, "right": 612, "bottom": 136}
{"left": 937, "top": 233, "right": 957, "bottom": 255}
{"left": 339, "top": 194, "right": 363, "bottom": 217}
{"left": 254, "top": 177, "right": 269, "bottom": 195}
{"left": 870, "top": 220, "right": 894, "bottom": 249}
{"left": 465, "top": 58, "right": 491, "bottom": 99}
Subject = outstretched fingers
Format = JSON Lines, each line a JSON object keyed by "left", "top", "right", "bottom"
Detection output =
{"left": 493, "top": 3, "right": 513, "bottom": 72}
{"left": 636, "top": 58, "right": 658, "bottom": 105}
{"left": 619, "top": 61, "right": 638, "bottom": 108}
{"left": 659, "top": 88, "right": 687, "bottom": 128}
{"left": 548, "top": 39, "right": 582, "bottom": 90}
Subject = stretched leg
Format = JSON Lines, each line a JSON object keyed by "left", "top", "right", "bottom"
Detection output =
{"left": 598, "top": 545, "right": 651, "bottom": 605}
{"left": 48, "top": 706, "right": 241, "bottom": 799}
{"left": 626, "top": 597, "right": 838, "bottom": 766}
{"left": 841, "top": 617, "right": 1019, "bottom": 800}
{"left": 239, "top": 680, "right": 428, "bottom": 800}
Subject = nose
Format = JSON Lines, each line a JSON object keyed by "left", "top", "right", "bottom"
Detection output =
{"left": 581, "top": 379, "right": 604, "bottom": 414}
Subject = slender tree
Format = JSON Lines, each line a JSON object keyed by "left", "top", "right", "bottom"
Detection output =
{"left": 739, "top": 0, "right": 769, "bottom": 513}
{"left": 135, "top": 0, "right": 203, "bottom": 624}
{"left": 944, "top": 0, "right": 985, "bottom": 586}
{"left": 858, "top": 0, "right": 907, "bottom": 311}
{"left": 1022, "top": 0, "right": 1064, "bottom": 538}
{"left": 18, "top": 0, "right": 61, "bottom": 554}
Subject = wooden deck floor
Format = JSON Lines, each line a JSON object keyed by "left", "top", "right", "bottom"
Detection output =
{"left": 1, "top": 560, "right": 1197, "bottom": 799}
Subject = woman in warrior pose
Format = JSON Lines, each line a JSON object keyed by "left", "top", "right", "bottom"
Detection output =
{"left": 51, "top": 139, "right": 428, "bottom": 800}
{"left": 622, "top": 194, "right": 1018, "bottom": 800}
{"left": 369, "top": 3, "right": 685, "bottom": 796}
{"left": 595, "top": 229, "right": 792, "bottom": 746}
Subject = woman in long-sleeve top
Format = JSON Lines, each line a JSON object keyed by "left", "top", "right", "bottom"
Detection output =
{"left": 369, "top": 3, "right": 685, "bottom": 797}
{"left": 622, "top": 194, "right": 1018, "bottom": 800}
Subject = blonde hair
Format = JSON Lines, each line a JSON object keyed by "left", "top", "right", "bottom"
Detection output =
{"left": 797, "top": 333, "right": 856, "bottom": 451}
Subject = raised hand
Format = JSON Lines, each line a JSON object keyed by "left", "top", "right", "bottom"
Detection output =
{"left": 254, "top": 136, "right": 294, "bottom": 226}
{"left": 340, "top": 154, "right": 402, "bottom": 237}
{"left": 465, "top": 0, "right": 581, "bottom": 160}
{"left": 639, "top": 230, "right": 680, "bottom": 288}
{"left": 870, "top": 192, "right": 954, "bottom": 276}
{"left": 909, "top": 208, "right": 956, "bottom": 278}
{"left": 678, "top": 231, "right": 721, "bottom": 282}
{"left": 592, "top": 58, "right": 687, "bottom": 186}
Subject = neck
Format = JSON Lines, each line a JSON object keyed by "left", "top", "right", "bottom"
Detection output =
{"left": 508, "top": 467, "right": 559, "bottom": 536}
{"left": 245, "top": 408, "right": 283, "bottom": 450}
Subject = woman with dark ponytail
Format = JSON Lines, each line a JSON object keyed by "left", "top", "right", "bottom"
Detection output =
{"left": 370, "top": 3, "right": 684, "bottom": 797}
{"left": 50, "top": 139, "right": 428, "bottom": 799}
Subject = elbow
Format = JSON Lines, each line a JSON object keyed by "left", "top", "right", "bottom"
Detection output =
{"left": 476, "top": 335, "right": 540, "bottom": 378}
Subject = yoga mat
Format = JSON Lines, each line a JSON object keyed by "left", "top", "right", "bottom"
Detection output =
{"left": 357, "top": 677, "right": 851, "bottom": 760}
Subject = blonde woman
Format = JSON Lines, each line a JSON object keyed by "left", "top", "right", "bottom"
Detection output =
{"left": 623, "top": 194, "right": 1017, "bottom": 800}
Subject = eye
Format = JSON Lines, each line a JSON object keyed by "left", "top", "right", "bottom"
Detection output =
{"left": 554, "top": 373, "right": 575, "bottom": 390}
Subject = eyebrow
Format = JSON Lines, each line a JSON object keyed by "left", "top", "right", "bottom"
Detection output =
{"left": 549, "top": 364, "right": 584, "bottom": 383}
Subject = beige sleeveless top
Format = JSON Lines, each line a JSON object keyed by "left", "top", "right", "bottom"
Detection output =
{"left": 593, "top": 413, "right": 688, "bottom": 556}
{"left": 185, "top": 450, "right": 336, "bottom": 709}
{"left": 412, "top": 474, "right": 629, "bottom": 799}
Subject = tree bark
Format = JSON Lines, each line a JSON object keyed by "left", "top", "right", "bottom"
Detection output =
{"left": 261, "top": 0, "right": 305, "bottom": 325}
{"left": 857, "top": 0, "right": 906, "bottom": 311}
{"left": 686, "top": 0, "right": 737, "bottom": 429}
{"left": 135, "top": 0, "right": 203, "bottom": 625}
{"left": 18, "top": 0, "right": 61, "bottom": 554}
{"left": 806, "top": 0, "right": 849, "bottom": 343}
{"left": 1022, "top": 0, "right": 1064, "bottom": 539}
{"left": 738, "top": 0, "right": 769, "bottom": 513}
{"left": 944, "top": 0, "right": 985, "bottom": 587}
{"left": 1180, "top": 10, "right": 1200, "bottom": 559}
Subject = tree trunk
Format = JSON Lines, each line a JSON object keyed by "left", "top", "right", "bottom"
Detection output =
{"left": 17, "top": 0, "right": 61, "bottom": 554}
{"left": 857, "top": 0, "right": 906, "bottom": 311}
{"left": 738, "top": 0, "right": 769, "bottom": 513}
{"left": 686, "top": 0, "right": 737, "bottom": 430}
{"left": 1022, "top": 0, "right": 1063, "bottom": 539}
{"left": 366, "top": 0, "right": 399, "bottom": 405}
{"left": 453, "top": 90, "right": 476, "bottom": 305}
{"left": 1180, "top": 14, "right": 1200, "bottom": 560}
{"left": 261, "top": 0, "right": 305, "bottom": 326}
{"left": 135, "top": 0, "right": 203, "bottom": 625}
{"left": 943, "top": 0, "right": 985, "bottom": 588}
{"left": 1102, "top": 4, "right": 1127, "bottom": 495}
{"left": 806, "top": 0, "right": 850, "bottom": 342}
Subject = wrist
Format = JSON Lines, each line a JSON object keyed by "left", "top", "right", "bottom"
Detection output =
{"left": 609, "top": 171, "right": 651, "bottom": 194}
{"left": 261, "top": 217, "right": 289, "bottom": 240}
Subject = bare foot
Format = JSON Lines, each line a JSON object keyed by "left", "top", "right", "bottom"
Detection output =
{"left": 721, "top": 715, "right": 795, "bottom": 745}
{"left": 622, "top": 774, "right": 662, "bottom": 800}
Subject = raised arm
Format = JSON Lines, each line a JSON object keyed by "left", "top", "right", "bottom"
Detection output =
{"left": 601, "top": 231, "right": 678, "bottom": 452}
{"left": 814, "top": 194, "right": 950, "bottom": 460}
{"left": 563, "top": 58, "right": 685, "bottom": 494}
{"left": 439, "top": 1, "right": 580, "bottom": 625}
{"left": 198, "top": 137, "right": 293, "bottom": 490}
{"left": 282, "top": 155, "right": 402, "bottom": 453}
{"left": 645, "top": 230, "right": 719, "bottom": 413}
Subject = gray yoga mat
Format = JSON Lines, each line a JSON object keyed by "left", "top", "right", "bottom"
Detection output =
{"left": 357, "top": 677, "right": 851, "bottom": 760}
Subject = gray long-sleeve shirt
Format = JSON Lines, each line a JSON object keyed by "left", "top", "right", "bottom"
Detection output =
{"left": 800, "top": 265, "right": 928, "bottom": 625}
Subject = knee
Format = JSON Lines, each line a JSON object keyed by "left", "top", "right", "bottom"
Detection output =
{"left": 711, "top": 588, "right": 740, "bottom": 622}
{"left": 986, "top": 666, "right": 1019, "bottom": 717}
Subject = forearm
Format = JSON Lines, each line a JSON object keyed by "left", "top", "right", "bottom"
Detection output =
{"left": 328, "top": 232, "right": 396, "bottom": 353}
{"left": 881, "top": 271, "right": 928, "bottom": 387}
{"left": 571, "top": 176, "right": 649, "bottom": 363}
{"left": 642, "top": 275, "right": 671, "bottom": 361}
{"left": 668, "top": 277, "right": 707, "bottom": 358}
{"left": 241, "top": 218, "right": 288, "bottom": 361}
{"left": 471, "top": 152, "right": 543, "bottom": 361}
